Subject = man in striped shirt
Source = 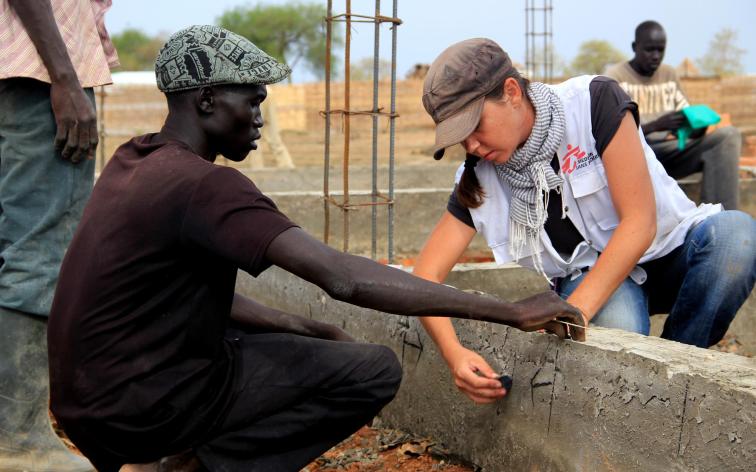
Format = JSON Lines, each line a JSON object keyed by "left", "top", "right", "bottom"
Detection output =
{"left": 0, "top": 1, "right": 118, "bottom": 470}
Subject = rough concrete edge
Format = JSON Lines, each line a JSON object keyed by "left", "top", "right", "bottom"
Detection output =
{"left": 236, "top": 267, "right": 756, "bottom": 472}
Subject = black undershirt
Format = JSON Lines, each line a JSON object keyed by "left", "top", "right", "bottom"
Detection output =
{"left": 447, "top": 76, "right": 640, "bottom": 256}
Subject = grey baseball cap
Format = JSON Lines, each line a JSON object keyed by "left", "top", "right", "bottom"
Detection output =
{"left": 422, "top": 38, "right": 513, "bottom": 160}
{"left": 155, "top": 25, "right": 290, "bottom": 92}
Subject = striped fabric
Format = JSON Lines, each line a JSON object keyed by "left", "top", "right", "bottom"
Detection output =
{"left": 495, "top": 81, "right": 566, "bottom": 277}
{"left": 0, "top": 0, "right": 118, "bottom": 87}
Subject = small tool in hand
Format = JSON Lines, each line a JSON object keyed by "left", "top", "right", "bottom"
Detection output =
{"left": 474, "top": 369, "right": 513, "bottom": 394}
{"left": 498, "top": 374, "right": 513, "bottom": 391}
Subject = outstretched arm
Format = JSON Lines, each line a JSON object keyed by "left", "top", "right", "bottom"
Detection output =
{"left": 8, "top": 0, "right": 98, "bottom": 163}
{"left": 264, "top": 226, "right": 585, "bottom": 337}
{"left": 230, "top": 293, "right": 354, "bottom": 342}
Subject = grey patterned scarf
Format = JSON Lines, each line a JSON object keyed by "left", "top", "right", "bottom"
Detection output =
{"left": 495, "top": 82, "right": 565, "bottom": 277}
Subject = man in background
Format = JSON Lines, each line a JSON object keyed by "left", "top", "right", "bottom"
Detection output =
{"left": 605, "top": 20, "right": 741, "bottom": 210}
{"left": 0, "top": 0, "right": 118, "bottom": 470}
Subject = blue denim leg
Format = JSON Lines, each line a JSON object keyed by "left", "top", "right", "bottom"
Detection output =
{"left": 0, "top": 79, "right": 95, "bottom": 316}
{"left": 658, "top": 211, "right": 756, "bottom": 348}
{"left": 555, "top": 273, "right": 650, "bottom": 335}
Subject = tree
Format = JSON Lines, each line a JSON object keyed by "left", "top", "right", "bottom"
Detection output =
{"left": 350, "top": 57, "right": 393, "bottom": 82}
{"left": 697, "top": 28, "right": 746, "bottom": 77}
{"left": 217, "top": 1, "right": 343, "bottom": 82}
{"left": 566, "top": 40, "right": 626, "bottom": 76}
{"left": 111, "top": 28, "right": 165, "bottom": 71}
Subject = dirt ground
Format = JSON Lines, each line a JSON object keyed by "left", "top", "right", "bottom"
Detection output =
{"left": 303, "top": 425, "right": 476, "bottom": 472}
{"left": 55, "top": 418, "right": 475, "bottom": 471}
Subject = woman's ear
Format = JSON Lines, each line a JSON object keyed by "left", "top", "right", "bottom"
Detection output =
{"left": 504, "top": 77, "right": 522, "bottom": 105}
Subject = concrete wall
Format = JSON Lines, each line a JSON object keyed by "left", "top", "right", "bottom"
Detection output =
{"left": 101, "top": 76, "right": 756, "bottom": 136}
{"left": 262, "top": 178, "right": 756, "bottom": 353}
{"left": 259, "top": 172, "right": 756, "bottom": 260}
{"left": 442, "top": 263, "right": 756, "bottom": 357}
{"left": 236, "top": 266, "right": 756, "bottom": 472}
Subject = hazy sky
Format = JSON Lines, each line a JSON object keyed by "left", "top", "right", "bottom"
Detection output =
{"left": 106, "top": 0, "right": 756, "bottom": 81}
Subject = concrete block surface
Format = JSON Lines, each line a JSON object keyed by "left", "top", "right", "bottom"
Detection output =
{"left": 237, "top": 266, "right": 756, "bottom": 472}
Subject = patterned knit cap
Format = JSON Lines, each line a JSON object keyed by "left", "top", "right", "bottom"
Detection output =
{"left": 155, "top": 25, "right": 290, "bottom": 92}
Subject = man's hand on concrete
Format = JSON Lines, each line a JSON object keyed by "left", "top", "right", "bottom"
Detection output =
{"left": 50, "top": 80, "right": 98, "bottom": 163}
{"left": 510, "top": 291, "right": 586, "bottom": 341}
{"left": 446, "top": 345, "right": 507, "bottom": 404}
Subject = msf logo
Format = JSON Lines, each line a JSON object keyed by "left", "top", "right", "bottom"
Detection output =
{"left": 561, "top": 144, "right": 586, "bottom": 174}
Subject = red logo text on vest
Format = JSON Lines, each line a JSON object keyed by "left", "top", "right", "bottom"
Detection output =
{"left": 561, "top": 144, "right": 586, "bottom": 174}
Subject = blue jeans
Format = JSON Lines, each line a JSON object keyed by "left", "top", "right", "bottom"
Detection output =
{"left": 0, "top": 78, "right": 95, "bottom": 316}
{"left": 555, "top": 211, "right": 756, "bottom": 348}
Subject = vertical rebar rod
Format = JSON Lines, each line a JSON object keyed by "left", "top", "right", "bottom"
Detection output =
{"left": 323, "top": 0, "right": 333, "bottom": 244}
{"left": 549, "top": 0, "right": 554, "bottom": 81}
{"left": 370, "top": 0, "right": 380, "bottom": 260}
{"left": 542, "top": 0, "right": 546, "bottom": 80}
{"left": 342, "top": 0, "right": 352, "bottom": 252}
{"left": 388, "top": 0, "right": 398, "bottom": 264}
{"left": 526, "top": 0, "right": 530, "bottom": 76}
{"left": 530, "top": 0, "right": 535, "bottom": 78}
{"left": 524, "top": 0, "right": 529, "bottom": 76}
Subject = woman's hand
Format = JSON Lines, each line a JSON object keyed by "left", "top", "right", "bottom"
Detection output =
{"left": 446, "top": 345, "right": 507, "bottom": 404}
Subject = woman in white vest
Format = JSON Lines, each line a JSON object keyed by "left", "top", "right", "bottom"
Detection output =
{"left": 415, "top": 38, "right": 756, "bottom": 404}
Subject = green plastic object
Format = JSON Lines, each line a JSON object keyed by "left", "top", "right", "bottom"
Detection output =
{"left": 677, "top": 105, "right": 721, "bottom": 150}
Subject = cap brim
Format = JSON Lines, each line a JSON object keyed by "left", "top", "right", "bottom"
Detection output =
{"left": 432, "top": 96, "right": 485, "bottom": 160}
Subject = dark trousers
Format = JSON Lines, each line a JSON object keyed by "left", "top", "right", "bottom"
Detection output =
{"left": 650, "top": 126, "right": 741, "bottom": 210}
{"left": 195, "top": 332, "right": 402, "bottom": 472}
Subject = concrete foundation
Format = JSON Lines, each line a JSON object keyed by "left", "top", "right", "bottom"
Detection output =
{"left": 442, "top": 263, "right": 756, "bottom": 357}
{"left": 260, "top": 171, "right": 756, "bottom": 352}
{"left": 237, "top": 266, "right": 756, "bottom": 471}
{"left": 256, "top": 168, "right": 755, "bottom": 259}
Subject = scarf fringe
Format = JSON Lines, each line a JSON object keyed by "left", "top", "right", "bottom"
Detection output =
{"left": 498, "top": 82, "right": 566, "bottom": 280}
{"left": 508, "top": 164, "right": 555, "bottom": 283}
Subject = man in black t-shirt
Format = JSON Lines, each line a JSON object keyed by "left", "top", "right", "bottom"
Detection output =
{"left": 48, "top": 26, "right": 585, "bottom": 472}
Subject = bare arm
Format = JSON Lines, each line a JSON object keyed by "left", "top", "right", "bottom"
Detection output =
{"left": 568, "top": 112, "right": 657, "bottom": 320}
{"left": 264, "top": 227, "right": 584, "bottom": 335}
{"left": 230, "top": 293, "right": 354, "bottom": 341}
{"left": 8, "top": 0, "right": 98, "bottom": 163}
{"left": 413, "top": 212, "right": 478, "bottom": 362}
{"left": 266, "top": 217, "right": 585, "bottom": 405}
{"left": 413, "top": 211, "right": 508, "bottom": 404}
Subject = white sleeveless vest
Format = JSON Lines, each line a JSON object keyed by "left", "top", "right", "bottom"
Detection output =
{"left": 458, "top": 75, "right": 720, "bottom": 283}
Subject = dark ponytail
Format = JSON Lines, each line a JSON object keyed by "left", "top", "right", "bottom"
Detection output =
{"left": 456, "top": 154, "right": 484, "bottom": 208}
